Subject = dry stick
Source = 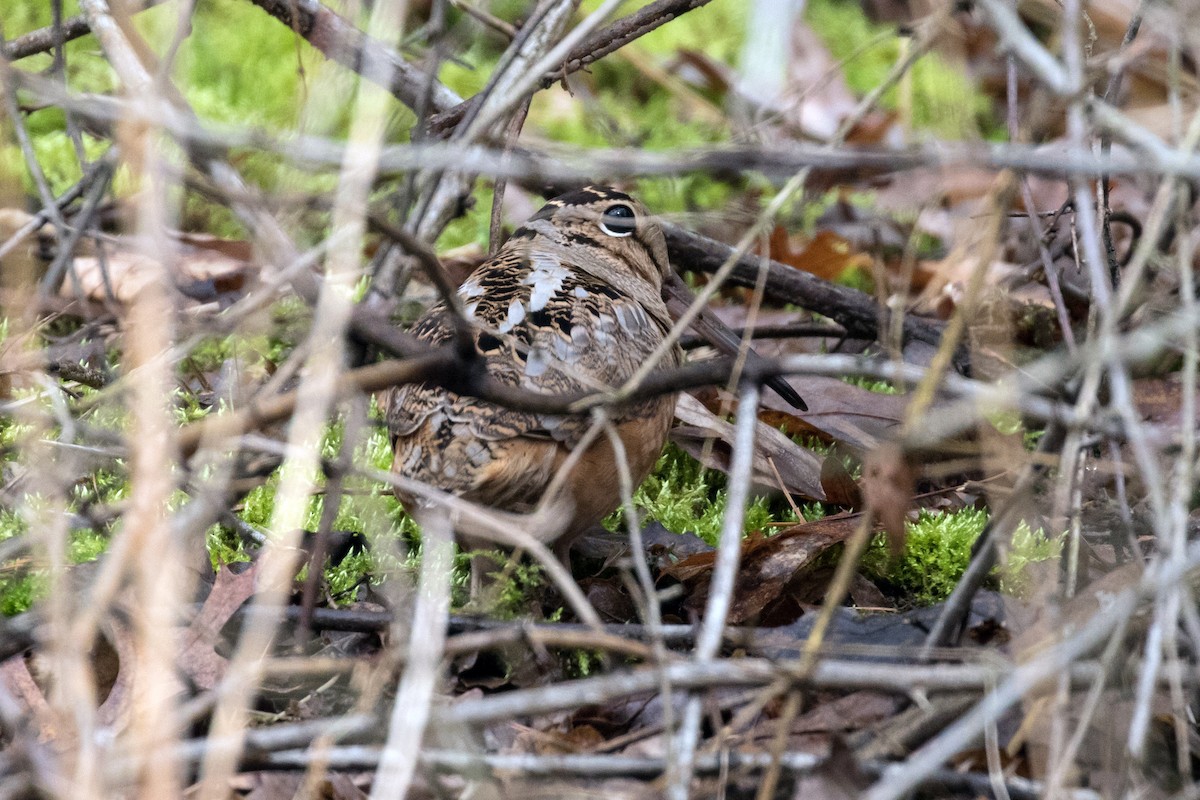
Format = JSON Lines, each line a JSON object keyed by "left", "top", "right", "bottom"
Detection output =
{"left": 901, "top": 171, "right": 1016, "bottom": 438}
{"left": 1075, "top": 43, "right": 1200, "bottom": 781}
{"left": 38, "top": 155, "right": 116, "bottom": 297}
{"left": 1005, "top": 43, "right": 1077, "bottom": 353}
{"left": 1043, "top": 611, "right": 1135, "bottom": 796}
{"left": 429, "top": 657, "right": 1122, "bottom": 729}
{"left": 177, "top": 352, "right": 452, "bottom": 456}
{"left": 1160, "top": 139, "right": 1199, "bottom": 776}
{"left": 755, "top": 688, "right": 802, "bottom": 800}
{"left": 0, "top": 151, "right": 98, "bottom": 263}
{"left": 429, "top": 0, "right": 714, "bottom": 134}
{"left": 408, "top": 0, "right": 581, "bottom": 241}
{"left": 0, "top": 57, "right": 69, "bottom": 247}
{"left": 295, "top": 394, "right": 365, "bottom": 641}
{"left": 121, "top": 135, "right": 186, "bottom": 800}
{"left": 328, "top": 750, "right": 1089, "bottom": 800}
{"left": 667, "top": 383, "right": 759, "bottom": 800}
{"left": 197, "top": 0, "right": 411, "bottom": 792}
{"left": 444, "top": 624, "right": 658, "bottom": 662}
{"left": 174, "top": 347, "right": 1110, "bottom": 493}
{"left": 1125, "top": 55, "right": 1200, "bottom": 771}
{"left": 662, "top": 224, "right": 945, "bottom": 351}
{"left": 48, "top": 6, "right": 170, "bottom": 799}
{"left": 974, "top": 0, "right": 1071, "bottom": 95}
{"left": 25, "top": 66, "right": 1200, "bottom": 186}
{"left": 371, "top": 508, "right": 452, "bottom": 800}
{"left": 865, "top": 540, "right": 1200, "bottom": 800}
{"left": 0, "top": 0, "right": 165, "bottom": 61}
{"left": 599, "top": 410, "right": 678, "bottom": 750}
{"left": 485, "top": 98, "right": 531, "bottom": 257}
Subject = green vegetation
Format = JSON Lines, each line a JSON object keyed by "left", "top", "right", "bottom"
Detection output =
{"left": 806, "top": 0, "right": 999, "bottom": 139}
{"left": 863, "top": 508, "right": 1063, "bottom": 605}
{"left": 0, "top": 0, "right": 1031, "bottom": 620}
{"left": 842, "top": 376, "right": 901, "bottom": 395}
{"left": 604, "top": 443, "right": 803, "bottom": 545}
{"left": 998, "top": 521, "right": 1063, "bottom": 595}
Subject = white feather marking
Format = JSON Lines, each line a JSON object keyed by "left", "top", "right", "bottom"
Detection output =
{"left": 498, "top": 298, "right": 526, "bottom": 333}
{"left": 573, "top": 286, "right": 589, "bottom": 299}
{"left": 460, "top": 279, "right": 485, "bottom": 299}
{"left": 523, "top": 253, "right": 570, "bottom": 311}
{"left": 525, "top": 347, "right": 550, "bottom": 377}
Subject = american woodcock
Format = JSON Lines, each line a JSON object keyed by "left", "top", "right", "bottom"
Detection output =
{"left": 386, "top": 186, "right": 680, "bottom": 588}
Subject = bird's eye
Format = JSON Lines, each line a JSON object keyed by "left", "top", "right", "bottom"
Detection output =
{"left": 599, "top": 204, "right": 636, "bottom": 237}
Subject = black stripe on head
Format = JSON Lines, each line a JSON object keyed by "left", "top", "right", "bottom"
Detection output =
{"left": 529, "top": 185, "right": 632, "bottom": 222}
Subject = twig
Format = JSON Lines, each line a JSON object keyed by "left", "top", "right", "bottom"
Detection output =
{"left": 427, "top": 0, "right": 715, "bottom": 134}
{"left": 668, "top": 383, "right": 759, "bottom": 799}
{"left": 371, "top": 508, "right": 452, "bottom": 800}
{"left": 429, "top": 658, "right": 1119, "bottom": 730}
{"left": 177, "top": 351, "right": 452, "bottom": 457}
{"left": 863, "top": 539, "right": 1200, "bottom": 800}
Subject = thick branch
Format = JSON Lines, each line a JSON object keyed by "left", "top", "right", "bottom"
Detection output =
{"left": 663, "top": 223, "right": 947, "bottom": 349}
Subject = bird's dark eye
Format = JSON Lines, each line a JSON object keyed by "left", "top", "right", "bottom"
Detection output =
{"left": 599, "top": 204, "right": 636, "bottom": 237}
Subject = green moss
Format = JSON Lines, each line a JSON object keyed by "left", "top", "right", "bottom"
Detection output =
{"left": 862, "top": 509, "right": 1064, "bottom": 606}
{"left": 842, "top": 376, "right": 900, "bottom": 395}
{"left": 864, "top": 507, "right": 986, "bottom": 605}
{"left": 806, "top": 0, "right": 998, "bottom": 140}
{"left": 605, "top": 443, "right": 800, "bottom": 545}
{"left": 205, "top": 523, "right": 252, "bottom": 569}
{"left": 998, "top": 521, "right": 1063, "bottom": 596}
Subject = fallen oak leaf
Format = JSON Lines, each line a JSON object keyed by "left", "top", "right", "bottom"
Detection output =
{"left": 664, "top": 514, "right": 861, "bottom": 625}
{"left": 177, "top": 562, "right": 261, "bottom": 691}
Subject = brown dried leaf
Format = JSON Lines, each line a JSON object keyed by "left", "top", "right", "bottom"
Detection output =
{"left": 673, "top": 393, "right": 826, "bottom": 501}
{"left": 0, "top": 656, "right": 54, "bottom": 741}
{"left": 178, "top": 563, "right": 261, "bottom": 691}
{"left": 758, "top": 377, "right": 910, "bottom": 457}
{"left": 65, "top": 233, "right": 253, "bottom": 305}
{"left": 765, "top": 227, "right": 873, "bottom": 283}
{"left": 96, "top": 619, "right": 139, "bottom": 728}
{"left": 664, "top": 515, "right": 860, "bottom": 625}
{"left": 860, "top": 443, "right": 914, "bottom": 555}
{"left": 819, "top": 452, "right": 862, "bottom": 508}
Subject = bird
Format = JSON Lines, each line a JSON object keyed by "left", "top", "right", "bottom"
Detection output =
{"left": 385, "top": 186, "right": 681, "bottom": 595}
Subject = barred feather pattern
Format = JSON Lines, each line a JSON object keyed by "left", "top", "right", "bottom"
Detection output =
{"left": 385, "top": 186, "right": 680, "bottom": 538}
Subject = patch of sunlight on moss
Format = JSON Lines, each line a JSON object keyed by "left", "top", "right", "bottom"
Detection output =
{"left": 440, "top": 55, "right": 492, "bottom": 101}
{"left": 170, "top": 0, "right": 321, "bottom": 129}
{"left": 806, "top": 0, "right": 997, "bottom": 140}
{"left": 532, "top": 76, "right": 728, "bottom": 152}
{"left": 0, "top": 505, "right": 114, "bottom": 615}
{"left": 68, "top": 528, "right": 109, "bottom": 563}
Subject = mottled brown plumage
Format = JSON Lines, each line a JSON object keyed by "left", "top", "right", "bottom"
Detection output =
{"left": 385, "top": 186, "right": 680, "bottom": 581}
